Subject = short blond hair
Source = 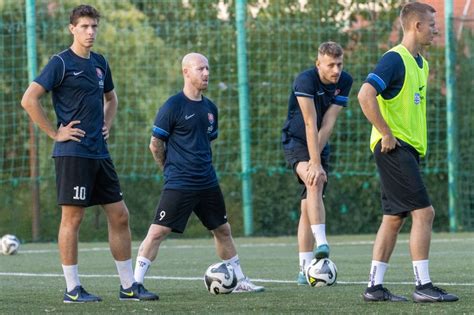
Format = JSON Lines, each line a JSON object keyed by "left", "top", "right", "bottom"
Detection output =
{"left": 400, "top": 2, "right": 436, "bottom": 31}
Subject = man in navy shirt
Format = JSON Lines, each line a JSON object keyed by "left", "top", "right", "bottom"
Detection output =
{"left": 133, "top": 53, "right": 264, "bottom": 294}
{"left": 21, "top": 5, "right": 157, "bottom": 303}
{"left": 282, "top": 42, "right": 353, "bottom": 284}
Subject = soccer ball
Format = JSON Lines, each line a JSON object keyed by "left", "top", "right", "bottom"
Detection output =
{"left": 305, "top": 258, "right": 337, "bottom": 287}
{"left": 204, "top": 262, "right": 237, "bottom": 295}
{"left": 1, "top": 234, "right": 20, "bottom": 255}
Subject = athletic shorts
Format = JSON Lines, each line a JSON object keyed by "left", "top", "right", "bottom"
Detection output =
{"left": 374, "top": 139, "right": 431, "bottom": 216}
{"left": 153, "top": 185, "right": 228, "bottom": 233}
{"left": 283, "top": 145, "right": 329, "bottom": 200}
{"left": 54, "top": 156, "right": 123, "bottom": 207}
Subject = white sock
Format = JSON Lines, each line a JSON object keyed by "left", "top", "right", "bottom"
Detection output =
{"left": 299, "top": 252, "right": 313, "bottom": 273}
{"left": 115, "top": 259, "right": 135, "bottom": 289}
{"left": 310, "top": 224, "right": 328, "bottom": 246}
{"left": 134, "top": 256, "right": 152, "bottom": 284}
{"left": 367, "top": 260, "right": 388, "bottom": 287}
{"left": 222, "top": 255, "right": 244, "bottom": 280}
{"left": 62, "top": 264, "right": 81, "bottom": 292}
{"left": 413, "top": 260, "right": 431, "bottom": 286}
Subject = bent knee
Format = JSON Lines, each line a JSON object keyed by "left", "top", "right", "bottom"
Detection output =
{"left": 306, "top": 183, "right": 323, "bottom": 194}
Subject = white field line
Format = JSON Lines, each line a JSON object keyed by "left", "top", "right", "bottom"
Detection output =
{"left": 15, "top": 237, "right": 474, "bottom": 254}
{"left": 0, "top": 272, "right": 472, "bottom": 286}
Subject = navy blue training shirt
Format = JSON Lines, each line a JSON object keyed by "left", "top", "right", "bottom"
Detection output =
{"left": 282, "top": 67, "right": 353, "bottom": 157}
{"left": 34, "top": 48, "right": 114, "bottom": 158}
{"left": 365, "top": 51, "right": 424, "bottom": 98}
{"left": 152, "top": 91, "right": 219, "bottom": 190}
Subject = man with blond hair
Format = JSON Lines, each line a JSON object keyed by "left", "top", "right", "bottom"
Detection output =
{"left": 359, "top": 2, "right": 458, "bottom": 302}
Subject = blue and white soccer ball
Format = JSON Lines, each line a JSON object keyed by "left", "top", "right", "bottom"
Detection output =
{"left": 305, "top": 258, "right": 337, "bottom": 287}
{"left": 1, "top": 234, "right": 20, "bottom": 255}
{"left": 204, "top": 262, "right": 237, "bottom": 295}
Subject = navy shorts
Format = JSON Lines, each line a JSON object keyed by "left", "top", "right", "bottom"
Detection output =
{"left": 54, "top": 156, "right": 123, "bottom": 207}
{"left": 283, "top": 145, "right": 329, "bottom": 200}
{"left": 374, "top": 139, "right": 431, "bottom": 216}
{"left": 153, "top": 185, "right": 228, "bottom": 233}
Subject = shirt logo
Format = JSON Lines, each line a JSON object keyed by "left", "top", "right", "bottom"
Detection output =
{"left": 96, "top": 68, "right": 104, "bottom": 88}
{"left": 317, "top": 91, "right": 325, "bottom": 96}
{"left": 414, "top": 92, "right": 421, "bottom": 105}
{"left": 73, "top": 71, "right": 84, "bottom": 76}
{"left": 208, "top": 113, "right": 214, "bottom": 124}
{"left": 334, "top": 89, "right": 340, "bottom": 96}
{"left": 185, "top": 114, "right": 195, "bottom": 120}
{"left": 96, "top": 68, "right": 103, "bottom": 79}
{"left": 419, "top": 85, "right": 425, "bottom": 91}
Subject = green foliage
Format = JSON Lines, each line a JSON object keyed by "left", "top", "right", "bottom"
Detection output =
{"left": 0, "top": 1, "right": 472, "bottom": 240}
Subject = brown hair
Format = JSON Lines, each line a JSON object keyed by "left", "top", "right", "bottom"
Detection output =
{"left": 69, "top": 5, "right": 101, "bottom": 26}
{"left": 318, "top": 41, "right": 344, "bottom": 58}
{"left": 400, "top": 2, "right": 436, "bottom": 30}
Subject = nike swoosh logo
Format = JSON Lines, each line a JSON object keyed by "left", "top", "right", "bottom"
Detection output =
{"left": 185, "top": 114, "right": 195, "bottom": 120}
{"left": 65, "top": 293, "right": 79, "bottom": 300}
{"left": 317, "top": 91, "right": 325, "bottom": 96}
{"left": 120, "top": 290, "right": 135, "bottom": 297}
{"left": 73, "top": 71, "right": 84, "bottom": 76}
{"left": 419, "top": 85, "right": 425, "bottom": 91}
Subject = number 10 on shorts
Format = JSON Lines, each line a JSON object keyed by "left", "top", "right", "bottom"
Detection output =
{"left": 73, "top": 186, "right": 86, "bottom": 200}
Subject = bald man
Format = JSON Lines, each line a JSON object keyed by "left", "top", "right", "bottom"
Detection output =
{"left": 133, "top": 53, "right": 264, "bottom": 294}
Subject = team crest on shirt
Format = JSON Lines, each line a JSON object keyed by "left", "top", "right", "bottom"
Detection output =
{"left": 414, "top": 92, "right": 421, "bottom": 105}
{"left": 208, "top": 113, "right": 214, "bottom": 124}
{"left": 335, "top": 89, "right": 340, "bottom": 96}
{"left": 207, "top": 113, "right": 214, "bottom": 134}
{"left": 96, "top": 68, "right": 104, "bottom": 88}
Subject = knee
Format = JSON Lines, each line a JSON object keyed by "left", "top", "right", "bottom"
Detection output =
{"left": 306, "top": 184, "right": 322, "bottom": 195}
{"left": 382, "top": 215, "right": 405, "bottom": 232}
{"left": 146, "top": 225, "right": 170, "bottom": 243}
{"left": 426, "top": 206, "right": 435, "bottom": 221}
{"left": 111, "top": 208, "right": 130, "bottom": 228}
{"left": 413, "top": 206, "right": 435, "bottom": 223}
{"left": 61, "top": 213, "right": 83, "bottom": 230}
{"left": 212, "top": 223, "right": 232, "bottom": 239}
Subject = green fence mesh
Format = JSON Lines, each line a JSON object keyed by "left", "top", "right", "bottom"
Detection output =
{"left": 0, "top": 0, "right": 472, "bottom": 240}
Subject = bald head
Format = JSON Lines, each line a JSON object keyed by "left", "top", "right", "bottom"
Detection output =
{"left": 181, "top": 52, "right": 210, "bottom": 97}
{"left": 182, "top": 53, "right": 208, "bottom": 71}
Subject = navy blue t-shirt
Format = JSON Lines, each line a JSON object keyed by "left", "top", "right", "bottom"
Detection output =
{"left": 365, "top": 51, "right": 424, "bottom": 98}
{"left": 152, "top": 91, "right": 219, "bottom": 190}
{"left": 281, "top": 67, "right": 353, "bottom": 157}
{"left": 34, "top": 48, "right": 114, "bottom": 158}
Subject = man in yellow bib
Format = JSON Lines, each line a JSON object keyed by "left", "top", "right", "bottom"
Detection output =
{"left": 358, "top": 2, "right": 458, "bottom": 303}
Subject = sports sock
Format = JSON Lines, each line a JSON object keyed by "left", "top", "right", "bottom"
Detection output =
{"left": 115, "top": 259, "right": 135, "bottom": 289}
{"left": 134, "top": 256, "right": 152, "bottom": 284}
{"left": 367, "top": 260, "right": 388, "bottom": 287}
{"left": 62, "top": 264, "right": 81, "bottom": 292}
{"left": 299, "top": 252, "right": 313, "bottom": 273}
{"left": 310, "top": 224, "right": 328, "bottom": 246}
{"left": 412, "top": 259, "right": 431, "bottom": 286}
{"left": 222, "top": 255, "right": 244, "bottom": 280}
